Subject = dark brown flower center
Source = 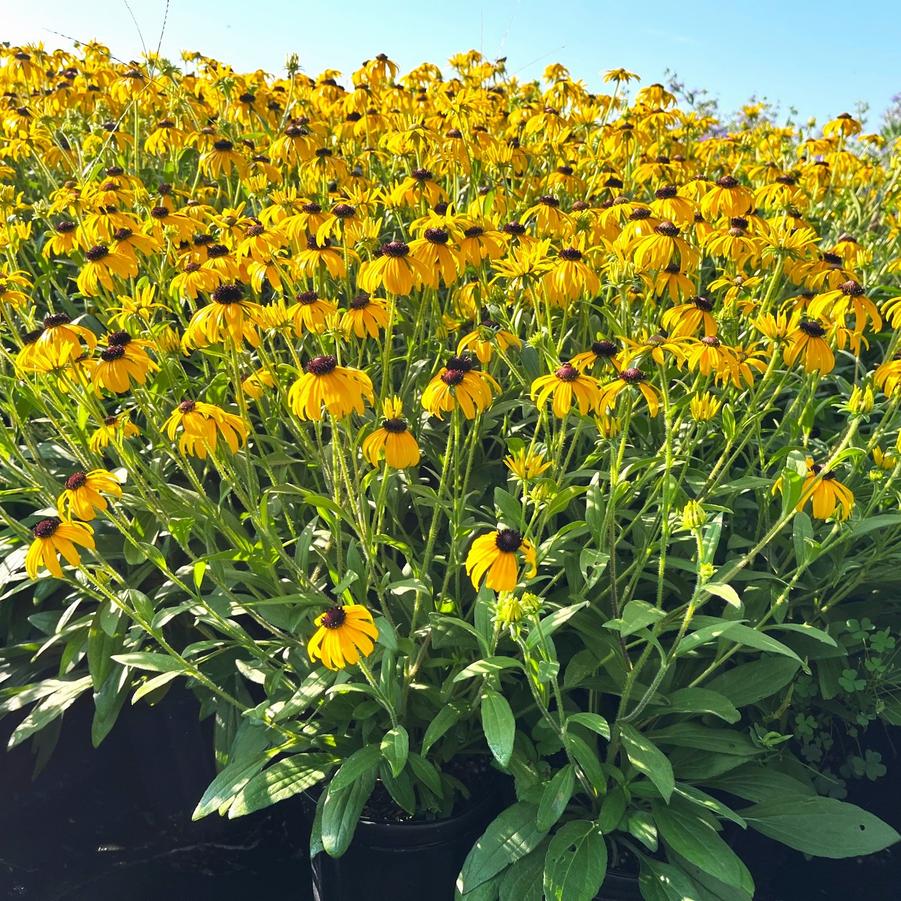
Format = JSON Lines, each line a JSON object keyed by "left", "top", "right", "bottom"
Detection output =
{"left": 213, "top": 139, "right": 234, "bottom": 151}
{"left": 701, "top": 335, "right": 720, "bottom": 347}
{"left": 321, "top": 606, "right": 346, "bottom": 628}
{"left": 381, "top": 241, "right": 410, "bottom": 258}
{"left": 43, "top": 312, "right": 71, "bottom": 327}
{"left": 655, "top": 221, "right": 679, "bottom": 237}
{"left": 840, "top": 280, "right": 864, "bottom": 296}
{"left": 555, "top": 362, "right": 580, "bottom": 381}
{"left": 799, "top": 319, "right": 826, "bottom": 338}
{"left": 349, "top": 293, "right": 370, "bottom": 310}
{"left": 383, "top": 418, "right": 407, "bottom": 433}
{"left": 85, "top": 245, "right": 109, "bottom": 262}
{"left": 621, "top": 367, "right": 646, "bottom": 383}
{"left": 212, "top": 283, "right": 244, "bottom": 304}
{"left": 296, "top": 290, "right": 318, "bottom": 305}
{"left": 716, "top": 175, "right": 739, "bottom": 189}
{"left": 559, "top": 247, "right": 582, "bottom": 261}
{"left": 655, "top": 185, "right": 677, "bottom": 199}
{"left": 306, "top": 355, "right": 338, "bottom": 376}
{"left": 55, "top": 220, "right": 76, "bottom": 233}
{"left": 692, "top": 296, "right": 714, "bottom": 312}
{"left": 424, "top": 228, "right": 449, "bottom": 245}
{"left": 65, "top": 471, "right": 87, "bottom": 490}
{"left": 178, "top": 400, "right": 197, "bottom": 413}
{"left": 495, "top": 528, "right": 523, "bottom": 553}
{"left": 33, "top": 517, "right": 61, "bottom": 538}
{"left": 592, "top": 340, "right": 618, "bottom": 357}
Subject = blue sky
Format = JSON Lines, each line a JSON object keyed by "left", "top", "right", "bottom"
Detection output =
{"left": 4, "top": 1, "right": 900, "bottom": 125}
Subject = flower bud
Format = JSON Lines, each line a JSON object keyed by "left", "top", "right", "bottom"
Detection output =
{"left": 848, "top": 384, "right": 875, "bottom": 415}
{"left": 681, "top": 500, "right": 707, "bottom": 531}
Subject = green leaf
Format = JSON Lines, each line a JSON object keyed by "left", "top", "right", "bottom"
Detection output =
{"left": 112, "top": 652, "right": 185, "bottom": 674}
{"left": 652, "top": 802, "right": 754, "bottom": 894}
{"left": 422, "top": 701, "right": 465, "bottom": 756}
{"left": 543, "top": 820, "right": 607, "bottom": 901}
{"left": 229, "top": 754, "right": 331, "bottom": 818}
{"left": 329, "top": 745, "right": 381, "bottom": 792}
{"left": 525, "top": 602, "right": 588, "bottom": 650}
{"left": 674, "top": 784, "right": 747, "bottom": 828}
{"left": 9, "top": 677, "right": 92, "bottom": 748}
{"left": 131, "top": 670, "right": 182, "bottom": 703}
{"left": 380, "top": 725, "right": 409, "bottom": 777}
{"left": 706, "top": 657, "right": 800, "bottom": 707}
{"left": 627, "top": 811, "right": 658, "bottom": 852}
{"left": 742, "top": 797, "right": 901, "bottom": 858}
{"left": 675, "top": 621, "right": 741, "bottom": 656}
{"left": 620, "top": 724, "right": 674, "bottom": 802}
{"left": 702, "top": 583, "right": 742, "bottom": 608}
{"left": 767, "top": 623, "right": 837, "bottom": 647}
{"left": 498, "top": 843, "right": 548, "bottom": 901}
{"left": 708, "top": 764, "right": 815, "bottom": 804}
{"left": 639, "top": 857, "right": 701, "bottom": 901}
{"left": 407, "top": 751, "right": 442, "bottom": 797}
{"left": 453, "top": 656, "right": 524, "bottom": 682}
{"left": 321, "top": 766, "right": 376, "bottom": 857}
{"left": 495, "top": 487, "right": 524, "bottom": 528}
{"left": 458, "top": 802, "right": 549, "bottom": 893}
{"left": 663, "top": 687, "right": 740, "bottom": 723}
{"left": 605, "top": 599, "right": 666, "bottom": 637}
{"left": 567, "top": 712, "right": 611, "bottom": 740}
{"left": 649, "top": 724, "right": 759, "bottom": 757}
{"left": 481, "top": 689, "right": 516, "bottom": 767}
{"left": 536, "top": 765, "right": 575, "bottom": 831}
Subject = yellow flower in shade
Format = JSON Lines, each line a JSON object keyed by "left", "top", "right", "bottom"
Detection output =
{"left": 504, "top": 447, "right": 551, "bottom": 480}
{"left": 57, "top": 469, "right": 122, "bottom": 521}
{"left": 465, "top": 528, "right": 537, "bottom": 592}
{"left": 874, "top": 358, "right": 901, "bottom": 396}
{"left": 595, "top": 414, "right": 621, "bottom": 438}
{"left": 183, "top": 283, "right": 265, "bottom": 350}
{"left": 76, "top": 244, "right": 137, "bottom": 297}
{"left": 421, "top": 355, "right": 501, "bottom": 420}
{"left": 242, "top": 368, "right": 277, "bottom": 400}
{"left": 690, "top": 392, "right": 722, "bottom": 421}
{"left": 873, "top": 447, "right": 897, "bottom": 471}
{"left": 90, "top": 331, "right": 158, "bottom": 393}
{"left": 783, "top": 319, "right": 834, "bottom": 374}
{"left": 89, "top": 413, "right": 141, "bottom": 452}
{"left": 358, "top": 241, "right": 430, "bottom": 296}
{"left": 0, "top": 269, "right": 32, "bottom": 307}
{"left": 795, "top": 458, "right": 855, "bottom": 521}
{"left": 25, "top": 516, "right": 95, "bottom": 579}
{"left": 288, "top": 355, "right": 374, "bottom": 421}
{"left": 362, "top": 397, "right": 421, "bottom": 468}
{"left": 457, "top": 320, "right": 521, "bottom": 364}
{"left": 531, "top": 361, "right": 604, "bottom": 418}
{"left": 597, "top": 367, "right": 660, "bottom": 416}
{"left": 288, "top": 290, "right": 338, "bottom": 335}
{"left": 163, "top": 400, "right": 249, "bottom": 459}
{"left": 661, "top": 295, "right": 718, "bottom": 337}
{"left": 307, "top": 604, "right": 378, "bottom": 670}
{"left": 341, "top": 293, "right": 390, "bottom": 338}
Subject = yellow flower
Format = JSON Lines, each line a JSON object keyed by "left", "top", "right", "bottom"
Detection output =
{"left": 242, "top": 368, "right": 277, "bottom": 400}
{"left": 33, "top": 312, "right": 97, "bottom": 369}
{"left": 163, "top": 400, "right": 249, "bottom": 459}
{"left": 873, "top": 447, "right": 897, "bottom": 471}
{"left": 307, "top": 604, "right": 378, "bottom": 670}
{"left": 183, "top": 283, "right": 266, "bottom": 350}
{"left": 361, "top": 397, "right": 420, "bottom": 468}
{"left": 341, "top": 293, "right": 390, "bottom": 338}
{"left": 504, "top": 447, "right": 551, "bottom": 480}
{"left": 783, "top": 319, "right": 835, "bottom": 374}
{"left": 358, "top": 240, "right": 429, "bottom": 296}
{"left": 531, "top": 361, "right": 604, "bottom": 418}
{"left": 89, "top": 413, "right": 141, "bottom": 452}
{"left": 796, "top": 458, "right": 855, "bottom": 521}
{"left": 25, "top": 517, "right": 95, "bottom": 580}
{"left": 421, "top": 355, "right": 500, "bottom": 420}
{"left": 288, "top": 290, "right": 338, "bottom": 335}
{"left": 57, "top": 469, "right": 122, "bottom": 521}
{"left": 661, "top": 295, "right": 718, "bottom": 338}
{"left": 457, "top": 320, "right": 521, "bottom": 364}
{"left": 690, "top": 392, "right": 722, "bottom": 421}
{"left": 76, "top": 244, "right": 137, "bottom": 296}
{"left": 90, "top": 331, "right": 158, "bottom": 393}
{"left": 465, "top": 528, "right": 537, "bottom": 592}
{"left": 699, "top": 175, "right": 753, "bottom": 221}
{"left": 597, "top": 367, "right": 660, "bottom": 416}
{"left": 288, "top": 355, "right": 374, "bottom": 421}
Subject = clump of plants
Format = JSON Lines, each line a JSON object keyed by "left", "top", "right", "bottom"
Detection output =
{"left": 1, "top": 43, "right": 900, "bottom": 899}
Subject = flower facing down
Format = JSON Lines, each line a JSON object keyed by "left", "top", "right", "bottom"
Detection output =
{"left": 57, "top": 469, "right": 122, "bottom": 521}
{"left": 307, "top": 604, "right": 378, "bottom": 670}
{"left": 797, "top": 459, "right": 855, "bottom": 521}
{"left": 465, "top": 528, "right": 537, "bottom": 592}
{"left": 288, "top": 355, "right": 374, "bottom": 421}
{"left": 163, "top": 400, "right": 249, "bottom": 458}
{"left": 26, "top": 517, "right": 95, "bottom": 579}
{"left": 362, "top": 397, "right": 420, "bottom": 468}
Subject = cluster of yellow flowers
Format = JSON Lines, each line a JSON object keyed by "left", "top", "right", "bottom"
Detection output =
{"left": 1, "top": 43, "right": 899, "bottom": 668}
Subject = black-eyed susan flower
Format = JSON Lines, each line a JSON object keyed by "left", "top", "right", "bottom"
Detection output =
{"left": 288, "top": 355, "right": 374, "bottom": 421}
{"left": 661, "top": 295, "right": 718, "bottom": 338}
{"left": 808, "top": 280, "right": 882, "bottom": 334}
{"left": 242, "top": 368, "right": 277, "bottom": 400}
{"left": 597, "top": 367, "right": 660, "bottom": 416}
{"left": 408, "top": 227, "right": 461, "bottom": 288}
{"left": 531, "top": 361, "right": 604, "bottom": 418}
{"left": 699, "top": 175, "right": 753, "bottom": 220}
{"left": 163, "top": 400, "right": 249, "bottom": 459}
{"left": 307, "top": 604, "right": 378, "bottom": 671}
{"left": 170, "top": 260, "right": 220, "bottom": 300}
{"left": 783, "top": 318, "right": 835, "bottom": 374}
{"left": 465, "top": 528, "right": 537, "bottom": 592}
{"left": 421, "top": 355, "right": 501, "bottom": 420}
{"left": 76, "top": 244, "right": 137, "bottom": 296}
{"left": 684, "top": 336, "right": 739, "bottom": 378}
{"left": 341, "top": 293, "right": 389, "bottom": 339}
{"left": 874, "top": 358, "right": 901, "bottom": 396}
{"left": 793, "top": 458, "right": 855, "bottom": 521}
{"left": 90, "top": 331, "right": 158, "bottom": 393}
{"left": 504, "top": 447, "right": 551, "bottom": 480}
{"left": 182, "top": 283, "right": 265, "bottom": 350}
{"left": 571, "top": 339, "right": 621, "bottom": 373}
{"left": 631, "top": 221, "right": 697, "bottom": 272}
{"left": 43, "top": 220, "right": 80, "bottom": 257}
{"left": 359, "top": 241, "right": 429, "bottom": 296}
{"left": 25, "top": 516, "right": 95, "bottom": 579}
{"left": 89, "top": 413, "right": 140, "bottom": 452}
{"left": 542, "top": 246, "right": 600, "bottom": 306}
{"left": 199, "top": 138, "right": 248, "bottom": 178}
{"left": 57, "top": 469, "right": 122, "bottom": 521}
{"left": 289, "top": 290, "right": 337, "bottom": 335}
{"left": 362, "top": 397, "right": 420, "bottom": 468}
{"left": 456, "top": 320, "right": 521, "bottom": 364}
{"left": 690, "top": 391, "right": 722, "bottom": 421}
{"left": 0, "top": 269, "right": 32, "bottom": 308}
{"left": 34, "top": 312, "right": 97, "bottom": 368}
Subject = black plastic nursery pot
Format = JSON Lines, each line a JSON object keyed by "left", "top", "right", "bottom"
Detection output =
{"left": 310, "top": 788, "right": 502, "bottom": 901}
